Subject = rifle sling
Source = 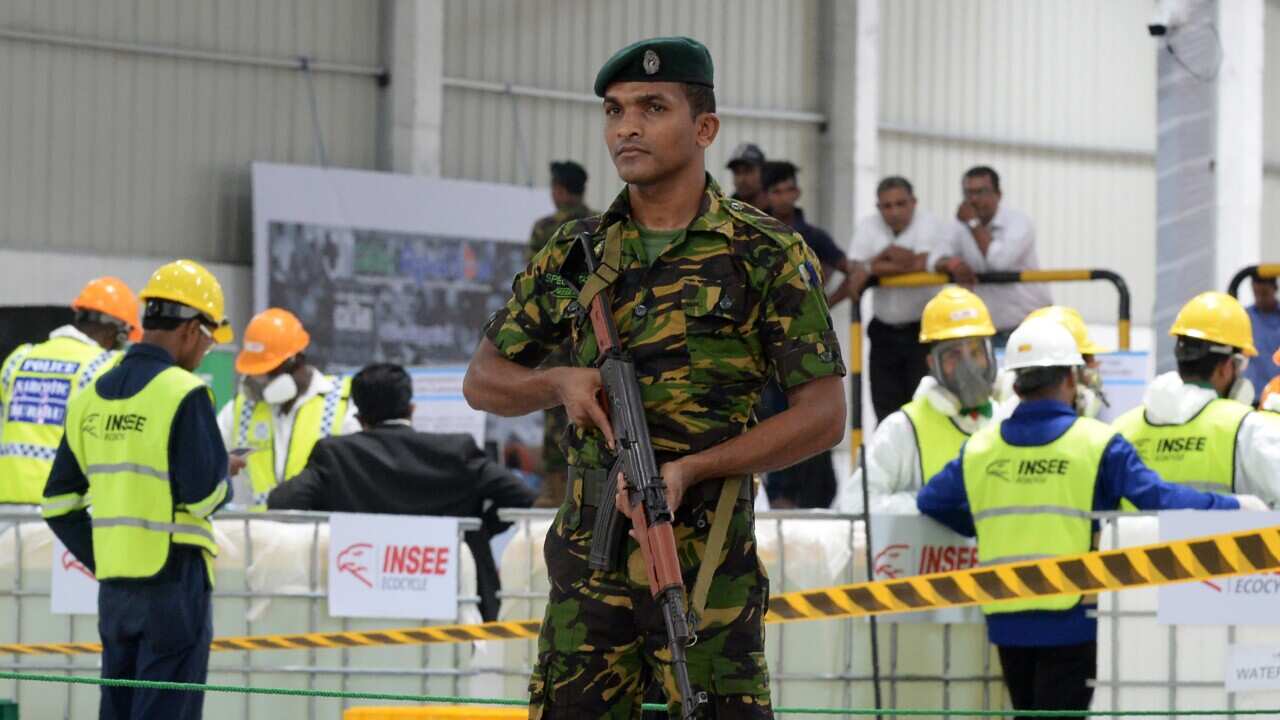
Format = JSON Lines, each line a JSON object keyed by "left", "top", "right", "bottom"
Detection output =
{"left": 577, "top": 224, "right": 624, "bottom": 309}
{"left": 690, "top": 475, "right": 743, "bottom": 628}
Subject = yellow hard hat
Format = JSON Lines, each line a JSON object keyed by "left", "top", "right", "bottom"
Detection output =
{"left": 236, "top": 308, "right": 310, "bottom": 375}
{"left": 1025, "top": 306, "right": 1109, "bottom": 355}
{"left": 919, "top": 286, "right": 996, "bottom": 343}
{"left": 1169, "top": 291, "right": 1256, "bottom": 356}
{"left": 138, "top": 259, "right": 234, "bottom": 344}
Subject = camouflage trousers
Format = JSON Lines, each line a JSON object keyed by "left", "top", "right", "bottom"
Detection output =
{"left": 529, "top": 474, "right": 773, "bottom": 719}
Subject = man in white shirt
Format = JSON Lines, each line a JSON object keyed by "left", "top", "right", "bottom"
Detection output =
{"left": 935, "top": 166, "right": 1050, "bottom": 346}
{"left": 847, "top": 176, "right": 950, "bottom": 420}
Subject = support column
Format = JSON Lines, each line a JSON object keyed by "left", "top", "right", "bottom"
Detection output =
{"left": 1153, "top": 0, "right": 1263, "bottom": 372}
{"left": 383, "top": 0, "right": 445, "bottom": 176}
{"left": 1214, "top": 0, "right": 1264, "bottom": 292}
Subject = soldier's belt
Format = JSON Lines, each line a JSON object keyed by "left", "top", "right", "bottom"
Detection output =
{"left": 3, "top": 523, "right": 1276, "bottom": 656}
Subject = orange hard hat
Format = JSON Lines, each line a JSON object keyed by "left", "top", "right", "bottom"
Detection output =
{"left": 236, "top": 308, "right": 310, "bottom": 375}
{"left": 72, "top": 277, "right": 142, "bottom": 342}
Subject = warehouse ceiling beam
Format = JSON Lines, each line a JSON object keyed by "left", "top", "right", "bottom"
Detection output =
{"left": 441, "top": 77, "right": 827, "bottom": 126}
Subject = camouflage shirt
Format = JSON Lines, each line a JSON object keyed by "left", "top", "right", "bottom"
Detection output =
{"left": 485, "top": 175, "right": 845, "bottom": 470}
{"left": 528, "top": 202, "right": 595, "bottom": 257}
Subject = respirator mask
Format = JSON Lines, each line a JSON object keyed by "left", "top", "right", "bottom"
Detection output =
{"left": 243, "top": 357, "right": 301, "bottom": 406}
{"left": 1074, "top": 363, "right": 1109, "bottom": 418}
{"left": 929, "top": 337, "right": 997, "bottom": 410}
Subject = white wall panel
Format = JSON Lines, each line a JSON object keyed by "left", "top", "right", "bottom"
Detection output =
{"left": 0, "top": 0, "right": 382, "bottom": 264}
{"left": 880, "top": 136, "right": 1155, "bottom": 330}
{"left": 878, "top": 0, "right": 1159, "bottom": 327}
{"left": 440, "top": 0, "right": 829, "bottom": 226}
{"left": 1264, "top": 1, "right": 1280, "bottom": 262}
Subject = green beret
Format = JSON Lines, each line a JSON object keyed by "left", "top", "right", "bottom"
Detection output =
{"left": 593, "top": 36, "right": 714, "bottom": 97}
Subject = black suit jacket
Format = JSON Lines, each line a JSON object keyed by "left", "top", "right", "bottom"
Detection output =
{"left": 266, "top": 423, "right": 537, "bottom": 621}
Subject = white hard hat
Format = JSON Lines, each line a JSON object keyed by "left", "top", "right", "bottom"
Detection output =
{"left": 1004, "top": 317, "right": 1085, "bottom": 371}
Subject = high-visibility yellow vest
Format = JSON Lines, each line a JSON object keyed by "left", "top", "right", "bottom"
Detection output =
{"left": 1113, "top": 399, "right": 1250, "bottom": 499}
{"left": 901, "top": 397, "right": 974, "bottom": 483}
{"left": 232, "top": 375, "right": 351, "bottom": 510}
{"left": 962, "top": 416, "right": 1114, "bottom": 615}
{"left": 0, "top": 337, "right": 119, "bottom": 504}
{"left": 56, "top": 366, "right": 220, "bottom": 580}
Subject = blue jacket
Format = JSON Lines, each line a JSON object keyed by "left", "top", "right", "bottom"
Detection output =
{"left": 44, "top": 343, "right": 230, "bottom": 584}
{"left": 916, "top": 399, "right": 1240, "bottom": 647}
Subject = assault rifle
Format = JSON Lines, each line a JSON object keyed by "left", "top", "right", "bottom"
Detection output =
{"left": 577, "top": 232, "right": 708, "bottom": 719}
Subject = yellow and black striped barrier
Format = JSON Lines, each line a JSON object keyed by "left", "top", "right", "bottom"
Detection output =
{"left": 1, "top": 522, "right": 1273, "bottom": 657}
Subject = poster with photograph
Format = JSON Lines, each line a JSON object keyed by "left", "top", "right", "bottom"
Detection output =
{"left": 253, "top": 164, "right": 553, "bottom": 450}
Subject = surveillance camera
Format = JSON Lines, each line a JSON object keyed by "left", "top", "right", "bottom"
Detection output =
{"left": 1149, "top": 0, "right": 1188, "bottom": 37}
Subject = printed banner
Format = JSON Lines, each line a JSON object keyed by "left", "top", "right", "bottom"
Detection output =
{"left": 50, "top": 536, "right": 98, "bottom": 615}
{"left": 1158, "top": 510, "right": 1280, "bottom": 625}
{"left": 869, "top": 514, "right": 982, "bottom": 623}
{"left": 328, "top": 513, "right": 460, "bottom": 621}
{"left": 1226, "top": 645, "right": 1280, "bottom": 692}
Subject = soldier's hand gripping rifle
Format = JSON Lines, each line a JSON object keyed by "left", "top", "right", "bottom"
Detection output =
{"left": 577, "top": 233, "right": 708, "bottom": 719}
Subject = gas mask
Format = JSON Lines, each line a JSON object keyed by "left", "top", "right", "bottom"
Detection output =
{"left": 929, "top": 337, "right": 997, "bottom": 410}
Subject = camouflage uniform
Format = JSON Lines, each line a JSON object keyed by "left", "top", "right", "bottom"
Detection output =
{"left": 529, "top": 203, "right": 595, "bottom": 507}
{"left": 485, "top": 177, "right": 845, "bottom": 718}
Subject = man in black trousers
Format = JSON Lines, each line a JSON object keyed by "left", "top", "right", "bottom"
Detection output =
{"left": 267, "top": 363, "right": 536, "bottom": 621}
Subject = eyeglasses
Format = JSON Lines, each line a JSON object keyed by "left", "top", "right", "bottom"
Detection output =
{"left": 198, "top": 324, "right": 215, "bottom": 341}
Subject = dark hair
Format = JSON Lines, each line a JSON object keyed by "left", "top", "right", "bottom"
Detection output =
{"left": 351, "top": 363, "right": 413, "bottom": 426}
{"left": 876, "top": 175, "right": 914, "bottom": 197}
{"left": 141, "top": 315, "right": 198, "bottom": 333}
{"left": 963, "top": 166, "right": 1001, "bottom": 194}
{"left": 683, "top": 83, "right": 716, "bottom": 117}
{"left": 761, "top": 161, "right": 798, "bottom": 191}
{"left": 74, "top": 310, "right": 126, "bottom": 333}
{"left": 1012, "top": 366, "right": 1070, "bottom": 398}
{"left": 1174, "top": 337, "right": 1232, "bottom": 381}
{"left": 1253, "top": 276, "right": 1278, "bottom": 288}
{"left": 549, "top": 161, "right": 587, "bottom": 195}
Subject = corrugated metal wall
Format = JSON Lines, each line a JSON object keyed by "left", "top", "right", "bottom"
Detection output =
{"left": 0, "top": 0, "right": 382, "bottom": 266}
{"left": 439, "top": 0, "right": 828, "bottom": 226}
{"left": 1264, "top": 0, "right": 1280, "bottom": 261}
{"left": 878, "top": 0, "right": 1158, "bottom": 327}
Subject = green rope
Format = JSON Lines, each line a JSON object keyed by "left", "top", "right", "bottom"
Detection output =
{"left": 1, "top": 671, "right": 1277, "bottom": 716}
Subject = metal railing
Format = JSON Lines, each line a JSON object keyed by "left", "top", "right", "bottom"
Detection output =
{"left": 1227, "top": 264, "right": 1280, "bottom": 297}
{"left": 848, "top": 268, "right": 1132, "bottom": 449}
{"left": 496, "top": 508, "right": 1010, "bottom": 717}
{"left": 0, "top": 509, "right": 483, "bottom": 719}
{"left": 499, "top": 508, "right": 1273, "bottom": 717}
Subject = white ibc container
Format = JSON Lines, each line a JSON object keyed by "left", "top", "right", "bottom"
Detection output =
{"left": 0, "top": 514, "right": 485, "bottom": 720}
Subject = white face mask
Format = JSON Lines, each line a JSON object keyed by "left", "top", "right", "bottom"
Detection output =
{"left": 261, "top": 373, "right": 299, "bottom": 405}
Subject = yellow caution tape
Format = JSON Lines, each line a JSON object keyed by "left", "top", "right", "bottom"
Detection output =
{"left": 2, "top": 524, "right": 1276, "bottom": 656}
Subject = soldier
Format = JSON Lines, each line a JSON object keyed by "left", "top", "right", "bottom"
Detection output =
{"left": 464, "top": 36, "right": 846, "bottom": 718}
{"left": 528, "top": 162, "right": 596, "bottom": 507}
{"left": 529, "top": 161, "right": 595, "bottom": 255}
